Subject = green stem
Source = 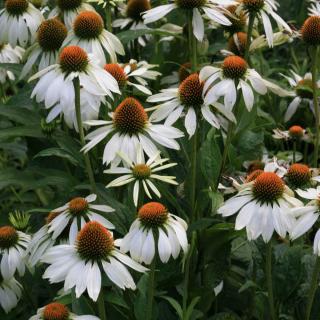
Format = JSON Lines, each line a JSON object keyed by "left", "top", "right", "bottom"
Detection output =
{"left": 305, "top": 256, "right": 320, "bottom": 320}
{"left": 215, "top": 89, "right": 241, "bottom": 190}
{"left": 146, "top": 258, "right": 156, "bottom": 320}
{"left": 293, "top": 140, "right": 296, "bottom": 163}
{"left": 266, "top": 241, "right": 277, "bottom": 320}
{"left": 73, "top": 77, "right": 97, "bottom": 194}
{"left": 105, "top": 3, "right": 112, "bottom": 33}
{"left": 244, "top": 13, "right": 256, "bottom": 63}
{"left": 312, "top": 46, "right": 320, "bottom": 167}
{"left": 182, "top": 12, "right": 198, "bottom": 318}
{"left": 182, "top": 232, "right": 196, "bottom": 319}
{"left": 97, "top": 290, "right": 107, "bottom": 320}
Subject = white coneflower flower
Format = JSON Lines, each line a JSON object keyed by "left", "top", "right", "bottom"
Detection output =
{"left": 0, "top": 226, "right": 30, "bottom": 280}
{"left": 290, "top": 187, "right": 320, "bottom": 243}
{"left": 0, "top": 276, "right": 22, "bottom": 314}
{"left": 63, "top": 11, "right": 124, "bottom": 64}
{"left": 218, "top": 172, "right": 302, "bottom": 242}
{"left": 272, "top": 125, "right": 310, "bottom": 142}
{"left": 29, "top": 45, "right": 119, "bottom": 130}
{"left": 41, "top": 221, "right": 148, "bottom": 301}
{"left": 301, "top": 14, "right": 320, "bottom": 46}
{"left": 143, "top": 0, "right": 233, "bottom": 41}
{"left": 48, "top": 0, "right": 95, "bottom": 29}
{"left": 20, "top": 18, "right": 67, "bottom": 78}
{"left": 113, "top": 0, "right": 151, "bottom": 46}
{"left": 104, "top": 60, "right": 161, "bottom": 96}
{"left": 148, "top": 73, "right": 236, "bottom": 137}
{"left": 120, "top": 202, "right": 188, "bottom": 264}
{"left": 285, "top": 163, "right": 313, "bottom": 190}
{"left": 30, "top": 302, "right": 99, "bottom": 320}
{"left": 237, "top": 0, "right": 291, "bottom": 47}
{"left": 200, "top": 55, "right": 290, "bottom": 111}
{"left": 309, "top": 0, "right": 320, "bottom": 16}
{"left": 0, "top": 0, "right": 43, "bottom": 47}
{"left": 0, "top": 43, "right": 24, "bottom": 84}
{"left": 105, "top": 145, "right": 178, "bottom": 206}
{"left": 280, "top": 71, "right": 319, "bottom": 121}
{"left": 82, "top": 97, "right": 184, "bottom": 165}
{"left": 28, "top": 194, "right": 115, "bottom": 267}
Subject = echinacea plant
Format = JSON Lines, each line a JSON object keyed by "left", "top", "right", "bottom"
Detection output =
{"left": 2, "top": 0, "right": 320, "bottom": 319}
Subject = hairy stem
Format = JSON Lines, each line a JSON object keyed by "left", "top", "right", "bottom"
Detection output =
{"left": 266, "top": 241, "right": 277, "bottom": 320}
{"left": 244, "top": 13, "right": 256, "bottom": 63}
{"left": 73, "top": 77, "right": 97, "bottom": 194}
{"left": 312, "top": 46, "right": 319, "bottom": 167}
{"left": 305, "top": 256, "right": 320, "bottom": 320}
{"left": 146, "top": 258, "right": 156, "bottom": 320}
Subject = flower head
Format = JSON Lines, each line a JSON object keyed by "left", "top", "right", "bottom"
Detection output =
{"left": 286, "top": 163, "right": 311, "bottom": 188}
{"left": 0, "top": 226, "right": 30, "bottom": 279}
{"left": 126, "top": 0, "right": 151, "bottom": 21}
{"left": 218, "top": 171, "right": 302, "bottom": 242}
{"left": 105, "top": 144, "right": 178, "bottom": 206}
{"left": 29, "top": 45, "right": 119, "bottom": 130}
{"left": 82, "top": 96, "right": 183, "bottom": 165}
{"left": 48, "top": 0, "right": 95, "bottom": 29}
{"left": 149, "top": 73, "right": 236, "bottom": 137}
{"left": 143, "top": 0, "right": 233, "bottom": 41}
{"left": 30, "top": 301, "right": 100, "bottom": 320}
{"left": 227, "top": 32, "right": 247, "bottom": 56}
{"left": 63, "top": 11, "right": 124, "bottom": 64}
{"left": 120, "top": 202, "right": 188, "bottom": 264}
{"left": 238, "top": 0, "right": 291, "bottom": 47}
{"left": 200, "top": 56, "right": 289, "bottom": 111}
{"left": 0, "top": 0, "right": 43, "bottom": 47}
{"left": 0, "top": 44, "right": 24, "bottom": 84}
{"left": 0, "top": 276, "right": 22, "bottom": 313}
{"left": 20, "top": 18, "right": 68, "bottom": 78}
{"left": 41, "top": 221, "right": 147, "bottom": 301}
{"left": 290, "top": 186, "right": 320, "bottom": 245}
{"left": 301, "top": 15, "right": 320, "bottom": 46}
{"left": 28, "top": 194, "right": 114, "bottom": 267}
{"left": 280, "top": 70, "right": 319, "bottom": 122}
{"left": 224, "top": 4, "right": 246, "bottom": 33}
{"left": 105, "top": 60, "right": 160, "bottom": 95}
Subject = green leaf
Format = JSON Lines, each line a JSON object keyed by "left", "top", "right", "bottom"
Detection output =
{"left": 200, "top": 128, "right": 222, "bottom": 186}
{"left": 105, "top": 291, "right": 129, "bottom": 309}
{"left": 238, "top": 280, "right": 257, "bottom": 293}
{"left": 34, "top": 147, "right": 80, "bottom": 166}
{"left": 161, "top": 296, "right": 183, "bottom": 319}
{"left": 0, "top": 105, "right": 40, "bottom": 124}
{"left": 0, "top": 126, "right": 44, "bottom": 140}
{"left": 185, "top": 296, "right": 201, "bottom": 320}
